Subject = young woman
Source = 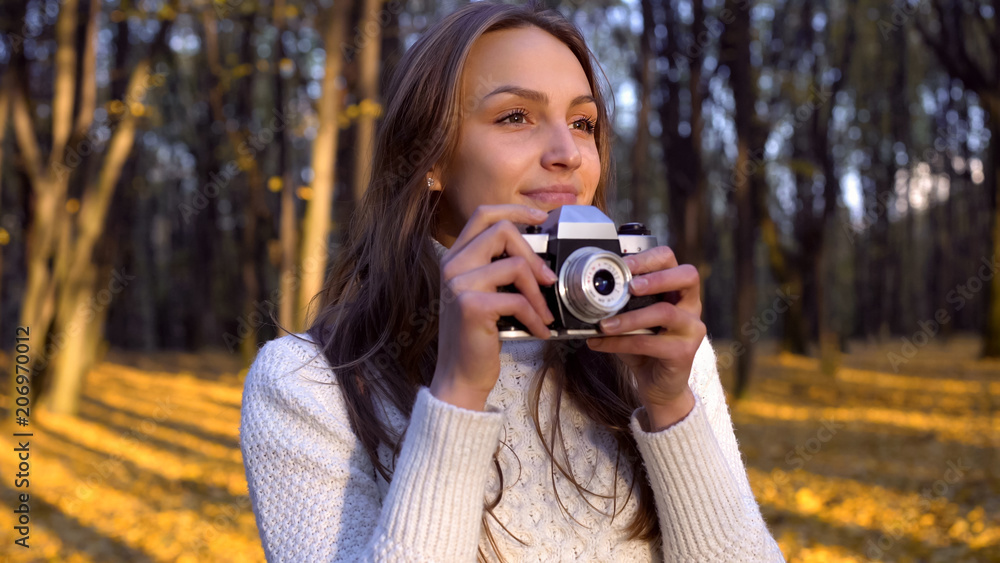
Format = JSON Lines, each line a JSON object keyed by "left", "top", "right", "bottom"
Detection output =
{"left": 240, "top": 2, "right": 785, "bottom": 561}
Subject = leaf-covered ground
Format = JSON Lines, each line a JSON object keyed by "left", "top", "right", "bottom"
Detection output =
{"left": 1, "top": 336, "right": 997, "bottom": 562}
{"left": 723, "top": 336, "right": 1000, "bottom": 563}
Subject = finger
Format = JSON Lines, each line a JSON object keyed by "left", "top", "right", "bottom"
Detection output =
{"left": 623, "top": 246, "right": 678, "bottom": 276}
{"left": 448, "top": 204, "right": 548, "bottom": 257}
{"left": 449, "top": 256, "right": 555, "bottom": 324}
{"left": 457, "top": 291, "right": 552, "bottom": 339}
{"left": 586, "top": 333, "right": 689, "bottom": 358}
{"left": 587, "top": 322, "right": 706, "bottom": 358}
{"left": 598, "top": 302, "right": 704, "bottom": 337}
{"left": 629, "top": 264, "right": 701, "bottom": 316}
{"left": 443, "top": 219, "right": 556, "bottom": 289}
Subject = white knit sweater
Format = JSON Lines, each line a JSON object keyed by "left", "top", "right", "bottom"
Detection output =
{"left": 240, "top": 329, "right": 785, "bottom": 562}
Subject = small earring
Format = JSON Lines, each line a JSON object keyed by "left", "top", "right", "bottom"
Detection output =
{"left": 427, "top": 177, "right": 435, "bottom": 188}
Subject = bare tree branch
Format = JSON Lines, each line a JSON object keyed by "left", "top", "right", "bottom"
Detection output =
{"left": 74, "top": 61, "right": 152, "bottom": 256}
{"left": 0, "top": 71, "right": 11, "bottom": 198}
{"left": 73, "top": 0, "right": 101, "bottom": 138}
{"left": 11, "top": 80, "right": 42, "bottom": 185}
{"left": 920, "top": 0, "right": 991, "bottom": 91}
{"left": 50, "top": 0, "right": 80, "bottom": 168}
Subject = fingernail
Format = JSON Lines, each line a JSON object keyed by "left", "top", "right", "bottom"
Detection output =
{"left": 588, "top": 338, "right": 603, "bottom": 347}
{"left": 631, "top": 277, "right": 648, "bottom": 292}
{"left": 546, "top": 309, "right": 556, "bottom": 324}
{"left": 544, "top": 266, "right": 558, "bottom": 283}
{"left": 531, "top": 208, "right": 548, "bottom": 219}
{"left": 600, "top": 317, "right": 620, "bottom": 332}
{"left": 624, "top": 256, "right": 636, "bottom": 269}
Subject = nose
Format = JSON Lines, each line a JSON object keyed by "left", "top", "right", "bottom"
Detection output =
{"left": 540, "top": 122, "right": 582, "bottom": 171}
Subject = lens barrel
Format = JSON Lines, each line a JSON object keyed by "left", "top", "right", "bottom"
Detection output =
{"left": 557, "top": 247, "right": 632, "bottom": 323}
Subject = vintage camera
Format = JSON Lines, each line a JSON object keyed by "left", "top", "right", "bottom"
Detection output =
{"left": 497, "top": 205, "right": 665, "bottom": 340}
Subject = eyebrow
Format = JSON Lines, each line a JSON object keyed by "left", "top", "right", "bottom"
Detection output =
{"left": 482, "top": 85, "right": 597, "bottom": 108}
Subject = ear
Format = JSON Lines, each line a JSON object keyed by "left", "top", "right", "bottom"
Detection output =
{"left": 426, "top": 165, "right": 444, "bottom": 192}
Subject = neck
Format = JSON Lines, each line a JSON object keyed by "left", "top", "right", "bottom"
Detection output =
{"left": 432, "top": 229, "right": 456, "bottom": 249}
{"left": 432, "top": 200, "right": 462, "bottom": 249}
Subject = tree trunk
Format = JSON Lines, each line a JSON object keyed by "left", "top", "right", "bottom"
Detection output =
{"left": 46, "top": 60, "right": 152, "bottom": 415}
{"left": 722, "top": 0, "right": 757, "bottom": 398}
{"left": 237, "top": 18, "right": 266, "bottom": 365}
{"left": 351, "top": 0, "right": 383, "bottom": 204}
{"left": 656, "top": 0, "right": 708, "bottom": 300}
{"left": 50, "top": 0, "right": 80, "bottom": 168}
{"left": 297, "top": 1, "right": 352, "bottom": 330}
{"left": 73, "top": 0, "right": 100, "bottom": 139}
{"left": 816, "top": 236, "right": 840, "bottom": 377}
{"left": 815, "top": 0, "right": 854, "bottom": 374}
{"left": 914, "top": 0, "right": 999, "bottom": 351}
{"left": 782, "top": 273, "right": 807, "bottom": 354}
{"left": 874, "top": 154, "right": 893, "bottom": 339}
{"left": 0, "top": 72, "right": 10, "bottom": 341}
{"left": 630, "top": 0, "right": 654, "bottom": 225}
{"left": 7, "top": 0, "right": 81, "bottom": 420}
{"left": 46, "top": 264, "right": 98, "bottom": 414}
{"left": 273, "top": 0, "right": 298, "bottom": 338}
{"left": 12, "top": 98, "right": 71, "bottom": 393}
{"left": 984, "top": 95, "right": 1000, "bottom": 357}
{"left": 733, "top": 138, "right": 757, "bottom": 399}
{"left": 279, "top": 179, "right": 297, "bottom": 337}
{"left": 684, "top": 0, "right": 707, "bottom": 275}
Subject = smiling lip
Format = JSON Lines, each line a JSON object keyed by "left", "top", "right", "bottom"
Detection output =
{"left": 522, "top": 185, "right": 578, "bottom": 205}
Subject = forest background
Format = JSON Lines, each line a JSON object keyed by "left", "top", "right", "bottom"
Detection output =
{"left": 0, "top": 0, "right": 998, "bottom": 561}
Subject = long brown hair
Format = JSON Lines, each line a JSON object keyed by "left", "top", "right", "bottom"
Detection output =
{"left": 299, "top": 1, "right": 661, "bottom": 559}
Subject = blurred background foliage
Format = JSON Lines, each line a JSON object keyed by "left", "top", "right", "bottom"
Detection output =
{"left": 0, "top": 0, "right": 997, "bottom": 561}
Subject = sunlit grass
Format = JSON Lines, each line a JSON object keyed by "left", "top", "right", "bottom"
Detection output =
{"left": 0, "top": 351, "right": 262, "bottom": 562}
{"left": 734, "top": 339, "right": 1000, "bottom": 562}
{"left": 747, "top": 467, "right": 1000, "bottom": 548}
{"left": 735, "top": 398, "right": 1000, "bottom": 447}
{"left": 835, "top": 367, "right": 1000, "bottom": 396}
{"left": 0, "top": 427, "right": 260, "bottom": 562}
{"left": 36, "top": 409, "right": 246, "bottom": 490}
{"left": 762, "top": 353, "right": 1000, "bottom": 396}
{"left": 780, "top": 542, "right": 865, "bottom": 563}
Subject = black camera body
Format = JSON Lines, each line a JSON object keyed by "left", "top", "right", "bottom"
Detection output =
{"left": 498, "top": 205, "right": 664, "bottom": 341}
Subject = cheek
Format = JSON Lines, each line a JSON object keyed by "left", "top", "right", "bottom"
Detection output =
{"left": 442, "top": 166, "right": 501, "bottom": 222}
{"left": 456, "top": 148, "right": 523, "bottom": 208}
{"left": 583, "top": 144, "right": 601, "bottom": 171}
{"left": 582, "top": 145, "right": 601, "bottom": 197}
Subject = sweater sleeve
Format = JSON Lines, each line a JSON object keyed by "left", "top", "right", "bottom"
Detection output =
{"left": 239, "top": 336, "right": 506, "bottom": 562}
{"left": 628, "top": 336, "right": 785, "bottom": 562}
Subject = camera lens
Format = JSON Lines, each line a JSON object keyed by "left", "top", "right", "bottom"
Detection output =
{"left": 558, "top": 247, "right": 632, "bottom": 324}
{"left": 593, "top": 269, "right": 616, "bottom": 295}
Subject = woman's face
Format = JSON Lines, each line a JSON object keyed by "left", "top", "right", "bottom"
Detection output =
{"left": 433, "top": 26, "right": 602, "bottom": 246}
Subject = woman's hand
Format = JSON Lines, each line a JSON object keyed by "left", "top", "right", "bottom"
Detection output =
{"left": 585, "top": 246, "right": 706, "bottom": 431}
{"left": 430, "top": 204, "right": 557, "bottom": 411}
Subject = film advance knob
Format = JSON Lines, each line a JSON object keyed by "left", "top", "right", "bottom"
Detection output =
{"left": 617, "top": 222, "right": 650, "bottom": 236}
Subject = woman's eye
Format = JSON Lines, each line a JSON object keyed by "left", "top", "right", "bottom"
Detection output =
{"left": 573, "top": 117, "right": 597, "bottom": 134}
{"left": 499, "top": 110, "right": 528, "bottom": 124}
{"left": 498, "top": 111, "right": 595, "bottom": 134}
